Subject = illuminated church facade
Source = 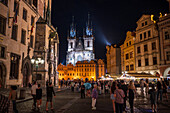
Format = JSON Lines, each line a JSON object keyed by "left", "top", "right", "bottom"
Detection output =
{"left": 66, "top": 14, "right": 95, "bottom": 65}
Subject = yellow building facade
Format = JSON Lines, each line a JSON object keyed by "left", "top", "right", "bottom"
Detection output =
{"left": 120, "top": 31, "right": 136, "bottom": 73}
{"left": 57, "top": 60, "right": 105, "bottom": 81}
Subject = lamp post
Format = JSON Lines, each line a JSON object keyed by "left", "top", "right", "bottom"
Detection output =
{"left": 31, "top": 56, "right": 44, "bottom": 80}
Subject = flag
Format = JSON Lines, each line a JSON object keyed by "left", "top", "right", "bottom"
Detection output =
{"left": 31, "top": 20, "right": 35, "bottom": 35}
{"left": 13, "top": 2, "right": 19, "bottom": 23}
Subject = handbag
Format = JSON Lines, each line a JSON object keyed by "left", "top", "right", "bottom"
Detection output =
{"left": 110, "top": 93, "right": 115, "bottom": 100}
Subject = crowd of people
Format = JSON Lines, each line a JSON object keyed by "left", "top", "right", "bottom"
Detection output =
{"left": 5, "top": 78, "right": 170, "bottom": 113}
{"left": 31, "top": 81, "right": 56, "bottom": 112}
{"left": 64, "top": 78, "right": 169, "bottom": 113}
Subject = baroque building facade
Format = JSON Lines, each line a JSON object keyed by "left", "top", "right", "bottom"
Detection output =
{"left": 134, "top": 15, "right": 160, "bottom": 75}
{"left": 157, "top": 13, "right": 170, "bottom": 77}
{"left": 57, "top": 59, "right": 105, "bottom": 81}
{"left": 66, "top": 15, "right": 95, "bottom": 65}
{"left": 0, "top": 0, "right": 59, "bottom": 88}
{"left": 120, "top": 31, "right": 136, "bottom": 74}
{"left": 106, "top": 44, "right": 121, "bottom": 77}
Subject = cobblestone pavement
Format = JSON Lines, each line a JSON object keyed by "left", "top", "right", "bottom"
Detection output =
{"left": 15, "top": 87, "right": 170, "bottom": 113}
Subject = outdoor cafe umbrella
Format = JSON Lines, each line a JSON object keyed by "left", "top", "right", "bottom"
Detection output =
{"left": 84, "top": 83, "right": 91, "bottom": 89}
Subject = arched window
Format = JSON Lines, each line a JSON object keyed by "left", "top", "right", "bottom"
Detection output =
{"left": 70, "top": 42, "right": 73, "bottom": 48}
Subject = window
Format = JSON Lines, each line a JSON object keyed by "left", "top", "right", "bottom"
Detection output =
{"left": 138, "top": 60, "right": 141, "bottom": 67}
{"left": 30, "top": 35, "right": 34, "bottom": 48}
{"left": 148, "top": 31, "right": 151, "bottom": 37}
{"left": 126, "top": 65, "right": 129, "bottom": 71}
{"left": 127, "top": 43, "right": 128, "bottom": 47}
{"left": 0, "top": 0, "right": 8, "bottom": 6}
{"left": 21, "top": 29, "right": 26, "bottom": 44}
{"left": 145, "top": 58, "right": 149, "bottom": 66}
{"left": 0, "top": 15, "right": 6, "bottom": 35}
{"left": 142, "top": 23, "right": 144, "bottom": 27}
{"left": 87, "top": 41, "right": 90, "bottom": 47}
{"left": 153, "top": 57, "right": 157, "bottom": 65}
{"left": 126, "top": 53, "right": 129, "bottom": 60}
{"left": 137, "top": 46, "right": 140, "bottom": 53}
{"left": 0, "top": 46, "right": 5, "bottom": 58}
{"left": 33, "top": 0, "right": 37, "bottom": 8}
{"left": 166, "top": 52, "right": 170, "bottom": 61}
{"left": 70, "top": 42, "right": 73, "bottom": 48}
{"left": 140, "top": 34, "right": 142, "bottom": 40}
{"left": 10, "top": 53, "right": 20, "bottom": 79}
{"left": 14, "top": 1, "right": 19, "bottom": 15}
{"left": 23, "top": 8, "right": 27, "bottom": 21}
{"left": 152, "top": 42, "right": 156, "bottom": 50}
{"left": 144, "top": 44, "right": 148, "bottom": 52}
{"left": 31, "top": 16, "right": 34, "bottom": 25}
{"left": 130, "top": 52, "right": 133, "bottom": 58}
{"left": 165, "top": 31, "right": 170, "bottom": 40}
{"left": 12, "top": 25, "right": 18, "bottom": 40}
{"left": 145, "top": 21, "right": 147, "bottom": 25}
{"left": 129, "top": 41, "right": 131, "bottom": 45}
{"left": 130, "top": 64, "right": 134, "bottom": 71}
{"left": 144, "top": 32, "right": 146, "bottom": 38}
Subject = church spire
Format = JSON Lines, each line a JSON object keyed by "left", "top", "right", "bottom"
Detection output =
{"left": 69, "top": 16, "right": 76, "bottom": 38}
{"left": 86, "top": 13, "right": 92, "bottom": 36}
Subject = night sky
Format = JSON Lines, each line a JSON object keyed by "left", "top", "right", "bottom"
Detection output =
{"left": 51, "top": 0, "right": 169, "bottom": 65}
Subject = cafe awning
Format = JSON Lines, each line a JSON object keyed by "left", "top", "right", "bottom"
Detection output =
{"left": 126, "top": 73, "right": 159, "bottom": 79}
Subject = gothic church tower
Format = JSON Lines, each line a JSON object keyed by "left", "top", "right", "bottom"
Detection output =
{"left": 83, "top": 14, "right": 94, "bottom": 51}
{"left": 67, "top": 16, "right": 76, "bottom": 52}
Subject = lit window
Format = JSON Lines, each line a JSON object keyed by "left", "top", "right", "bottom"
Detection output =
{"left": 23, "top": 8, "right": 27, "bottom": 21}
{"left": 0, "top": 15, "right": 6, "bottom": 35}
{"left": 144, "top": 44, "right": 148, "bottom": 52}
{"left": 145, "top": 58, "right": 149, "bottom": 66}
{"left": 148, "top": 31, "right": 151, "bottom": 37}
{"left": 166, "top": 52, "right": 170, "bottom": 61}
{"left": 152, "top": 42, "right": 156, "bottom": 50}
{"left": 153, "top": 57, "right": 157, "bottom": 65}
{"left": 138, "top": 60, "right": 141, "bottom": 67}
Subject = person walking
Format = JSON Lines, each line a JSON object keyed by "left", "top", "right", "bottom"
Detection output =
{"left": 145, "top": 79, "right": 149, "bottom": 97}
{"left": 157, "top": 79, "right": 163, "bottom": 102}
{"left": 120, "top": 80, "right": 128, "bottom": 112}
{"left": 31, "top": 81, "right": 38, "bottom": 110}
{"left": 105, "top": 83, "right": 109, "bottom": 94}
{"left": 8, "top": 86, "right": 18, "bottom": 113}
{"left": 127, "top": 81, "right": 136, "bottom": 113}
{"left": 71, "top": 82, "right": 75, "bottom": 92}
{"left": 110, "top": 81, "right": 116, "bottom": 113}
{"left": 162, "top": 81, "right": 168, "bottom": 102}
{"left": 140, "top": 79, "right": 144, "bottom": 96}
{"left": 92, "top": 84, "right": 98, "bottom": 110}
{"left": 81, "top": 82, "right": 85, "bottom": 98}
{"left": 98, "top": 85, "right": 102, "bottom": 95}
{"left": 46, "top": 82, "right": 56, "bottom": 111}
{"left": 148, "top": 84, "right": 157, "bottom": 113}
{"left": 36, "top": 84, "right": 42, "bottom": 110}
{"left": 114, "top": 84, "right": 125, "bottom": 113}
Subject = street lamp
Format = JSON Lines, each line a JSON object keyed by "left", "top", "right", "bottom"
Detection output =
{"left": 31, "top": 56, "right": 44, "bottom": 80}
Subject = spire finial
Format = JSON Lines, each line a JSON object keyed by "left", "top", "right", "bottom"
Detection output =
{"left": 72, "top": 16, "right": 74, "bottom": 23}
{"left": 88, "top": 13, "right": 90, "bottom": 26}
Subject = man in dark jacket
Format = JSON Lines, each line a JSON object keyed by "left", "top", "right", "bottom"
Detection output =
{"left": 81, "top": 82, "right": 85, "bottom": 98}
{"left": 121, "top": 80, "right": 128, "bottom": 111}
{"left": 46, "top": 82, "right": 56, "bottom": 111}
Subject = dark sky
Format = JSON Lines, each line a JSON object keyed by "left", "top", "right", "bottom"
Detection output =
{"left": 51, "top": 0, "right": 169, "bottom": 65}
